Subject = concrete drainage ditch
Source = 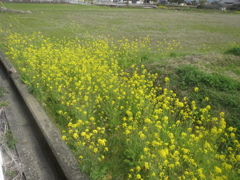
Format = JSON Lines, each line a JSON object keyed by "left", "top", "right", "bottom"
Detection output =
{"left": 0, "top": 52, "right": 88, "bottom": 180}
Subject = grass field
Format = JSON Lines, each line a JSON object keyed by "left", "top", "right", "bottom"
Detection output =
{"left": 1, "top": 3, "right": 240, "bottom": 53}
{"left": 1, "top": 3, "right": 240, "bottom": 180}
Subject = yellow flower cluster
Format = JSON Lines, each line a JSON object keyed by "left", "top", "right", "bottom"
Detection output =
{"left": 156, "top": 39, "right": 182, "bottom": 57}
{"left": 4, "top": 31, "right": 240, "bottom": 180}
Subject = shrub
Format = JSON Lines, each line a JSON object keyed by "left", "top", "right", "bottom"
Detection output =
{"left": 228, "top": 4, "right": 240, "bottom": 11}
{"left": 197, "top": 4, "right": 220, "bottom": 10}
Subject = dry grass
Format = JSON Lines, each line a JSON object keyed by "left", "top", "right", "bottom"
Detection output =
{"left": 0, "top": 108, "right": 24, "bottom": 180}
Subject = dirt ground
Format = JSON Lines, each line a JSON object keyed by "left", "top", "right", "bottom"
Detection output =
{"left": 0, "top": 106, "right": 24, "bottom": 180}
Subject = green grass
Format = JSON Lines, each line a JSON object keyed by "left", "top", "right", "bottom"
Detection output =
{"left": 1, "top": 1, "right": 240, "bottom": 140}
{"left": 1, "top": 3, "right": 240, "bottom": 55}
{"left": 175, "top": 65, "right": 240, "bottom": 92}
{"left": 1, "top": 3, "right": 240, "bottom": 178}
{"left": 144, "top": 53, "right": 240, "bottom": 139}
{"left": 225, "top": 47, "right": 240, "bottom": 56}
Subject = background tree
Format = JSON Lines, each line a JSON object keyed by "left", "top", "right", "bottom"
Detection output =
{"left": 199, "top": 0, "right": 206, "bottom": 5}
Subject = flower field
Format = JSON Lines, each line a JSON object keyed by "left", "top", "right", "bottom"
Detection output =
{"left": 3, "top": 31, "right": 240, "bottom": 180}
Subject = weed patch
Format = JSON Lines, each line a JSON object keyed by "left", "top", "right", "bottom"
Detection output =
{"left": 0, "top": 87, "right": 5, "bottom": 97}
{"left": 225, "top": 47, "right": 240, "bottom": 56}
{"left": 176, "top": 65, "right": 240, "bottom": 92}
{"left": 145, "top": 61, "right": 240, "bottom": 141}
{"left": 165, "top": 65, "right": 240, "bottom": 139}
{"left": 0, "top": 87, "right": 7, "bottom": 107}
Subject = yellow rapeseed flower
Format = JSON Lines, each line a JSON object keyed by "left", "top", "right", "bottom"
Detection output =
{"left": 62, "top": 135, "right": 67, "bottom": 141}
{"left": 164, "top": 77, "right": 170, "bottom": 83}
{"left": 73, "top": 133, "right": 78, "bottom": 139}
{"left": 214, "top": 166, "right": 222, "bottom": 174}
{"left": 136, "top": 166, "right": 141, "bottom": 171}
{"left": 135, "top": 174, "right": 141, "bottom": 179}
{"left": 194, "top": 87, "right": 199, "bottom": 92}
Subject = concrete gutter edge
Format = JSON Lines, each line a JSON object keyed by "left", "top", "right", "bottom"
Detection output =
{"left": 0, "top": 53, "right": 88, "bottom": 180}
